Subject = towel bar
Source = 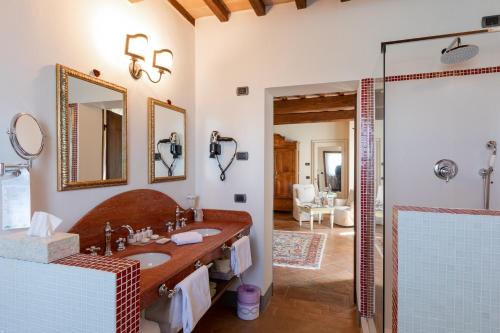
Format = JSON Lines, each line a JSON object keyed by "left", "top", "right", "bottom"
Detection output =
{"left": 0, "top": 162, "right": 30, "bottom": 177}
{"left": 158, "top": 261, "right": 214, "bottom": 297}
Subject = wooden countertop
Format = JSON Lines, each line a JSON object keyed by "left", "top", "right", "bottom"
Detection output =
{"left": 68, "top": 189, "right": 252, "bottom": 309}
{"left": 113, "top": 218, "right": 251, "bottom": 309}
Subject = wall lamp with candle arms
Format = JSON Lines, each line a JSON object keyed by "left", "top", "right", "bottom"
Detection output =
{"left": 125, "top": 34, "right": 173, "bottom": 83}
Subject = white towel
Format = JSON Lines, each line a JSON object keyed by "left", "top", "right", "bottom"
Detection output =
{"left": 145, "top": 297, "right": 178, "bottom": 333}
{"left": 169, "top": 266, "right": 211, "bottom": 333}
{"left": 1, "top": 169, "right": 31, "bottom": 230}
{"left": 231, "top": 236, "right": 252, "bottom": 276}
{"left": 171, "top": 231, "right": 203, "bottom": 245}
{"left": 139, "top": 317, "right": 161, "bottom": 333}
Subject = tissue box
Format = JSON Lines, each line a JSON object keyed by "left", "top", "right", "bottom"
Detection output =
{"left": 0, "top": 231, "right": 79, "bottom": 263}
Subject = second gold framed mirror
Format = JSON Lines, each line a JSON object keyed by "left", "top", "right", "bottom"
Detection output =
{"left": 148, "top": 98, "right": 186, "bottom": 183}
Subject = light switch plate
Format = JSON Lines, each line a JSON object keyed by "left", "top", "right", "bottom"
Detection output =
{"left": 234, "top": 194, "right": 247, "bottom": 203}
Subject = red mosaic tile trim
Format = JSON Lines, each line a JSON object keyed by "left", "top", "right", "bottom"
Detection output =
{"left": 385, "top": 65, "right": 500, "bottom": 82}
{"left": 68, "top": 103, "right": 78, "bottom": 182}
{"left": 392, "top": 208, "right": 399, "bottom": 333}
{"left": 55, "top": 254, "right": 140, "bottom": 333}
{"left": 391, "top": 205, "right": 500, "bottom": 333}
{"left": 360, "top": 78, "right": 375, "bottom": 317}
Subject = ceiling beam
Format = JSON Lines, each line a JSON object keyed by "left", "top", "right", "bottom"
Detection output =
{"left": 249, "top": 0, "right": 266, "bottom": 16}
{"left": 274, "top": 109, "right": 355, "bottom": 125}
{"left": 295, "top": 0, "right": 307, "bottom": 9}
{"left": 203, "top": 0, "right": 230, "bottom": 22}
{"left": 168, "top": 0, "right": 195, "bottom": 26}
{"left": 274, "top": 94, "right": 356, "bottom": 115}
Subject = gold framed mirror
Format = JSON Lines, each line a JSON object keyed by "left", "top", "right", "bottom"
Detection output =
{"left": 148, "top": 98, "right": 186, "bottom": 183}
{"left": 56, "top": 64, "right": 127, "bottom": 191}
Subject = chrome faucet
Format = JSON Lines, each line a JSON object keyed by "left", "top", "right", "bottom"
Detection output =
{"left": 175, "top": 206, "right": 194, "bottom": 230}
{"left": 104, "top": 222, "right": 135, "bottom": 256}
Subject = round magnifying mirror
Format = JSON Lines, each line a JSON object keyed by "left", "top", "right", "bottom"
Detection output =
{"left": 8, "top": 113, "right": 45, "bottom": 160}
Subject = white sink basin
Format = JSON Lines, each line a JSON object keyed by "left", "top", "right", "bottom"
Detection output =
{"left": 125, "top": 252, "right": 171, "bottom": 270}
{"left": 193, "top": 228, "right": 221, "bottom": 237}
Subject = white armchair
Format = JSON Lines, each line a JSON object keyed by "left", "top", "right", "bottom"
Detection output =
{"left": 334, "top": 190, "right": 354, "bottom": 227}
{"left": 292, "top": 184, "right": 321, "bottom": 222}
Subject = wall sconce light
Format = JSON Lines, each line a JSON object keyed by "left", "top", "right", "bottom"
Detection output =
{"left": 125, "top": 34, "right": 173, "bottom": 83}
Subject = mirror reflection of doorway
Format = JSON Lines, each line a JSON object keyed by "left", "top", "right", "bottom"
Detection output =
{"left": 323, "top": 151, "right": 342, "bottom": 192}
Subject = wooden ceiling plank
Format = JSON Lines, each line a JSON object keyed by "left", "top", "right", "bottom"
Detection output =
{"left": 249, "top": 0, "right": 266, "bottom": 16}
{"left": 168, "top": 0, "right": 196, "bottom": 25}
{"left": 203, "top": 0, "right": 230, "bottom": 22}
{"left": 274, "top": 94, "right": 356, "bottom": 115}
{"left": 274, "top": 109, "right": 355, "bottom": 125}
{"left": 295, "top": 0, "right": 307, "bottom": 9}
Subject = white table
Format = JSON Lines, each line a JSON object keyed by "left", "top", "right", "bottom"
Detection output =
{"left": 298, "top": 205, "right": 335, "bottom": 231}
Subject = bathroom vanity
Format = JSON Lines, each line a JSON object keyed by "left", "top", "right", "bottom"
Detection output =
{"left": 68, "top": 189, "right": 252, "bottom": 309}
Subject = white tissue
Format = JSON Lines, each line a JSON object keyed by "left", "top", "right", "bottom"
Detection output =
{"left": 27, "top": 212, "right": 63, "bottom": 238}
{"left": 1, "top": 169, "right": 31, "bottom": 230}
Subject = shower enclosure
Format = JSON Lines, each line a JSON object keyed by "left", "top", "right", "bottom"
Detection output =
{"left": 380, "top": 28, "right": 500, "bottom": 332}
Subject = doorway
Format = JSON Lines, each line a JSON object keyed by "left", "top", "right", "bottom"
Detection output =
{"left": 270, "top": 83, "right": 360, "bottom": 332}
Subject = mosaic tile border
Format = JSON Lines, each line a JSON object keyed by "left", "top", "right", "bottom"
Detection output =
{"left": 392, "top": 206, "right": 500, "bottom": 333}
{"left": 385, "top": 65, "right": 500, "bottom": 82}
{"left": 360, "top": 78, "right": 375, "bottom": 317}
{"left": 68, "top": 103, "right": 78, "bottom": 182}
{"left": 55, "top": 254, "right": 140, "bottom": 333}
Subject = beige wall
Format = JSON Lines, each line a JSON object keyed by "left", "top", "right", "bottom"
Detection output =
{"left": 0, "top": 0, "right": 195, "bottom": 233}
{"left": 274, "top": 121, "right": 350, "bottom": 186}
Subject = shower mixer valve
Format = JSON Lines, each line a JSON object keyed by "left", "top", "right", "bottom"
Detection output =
{"left": 434, "top": 159, "right": 458, "bottom": 183}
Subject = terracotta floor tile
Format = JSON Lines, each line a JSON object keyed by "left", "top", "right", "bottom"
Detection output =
{"left": 195, "top": 213, "right": 360, "bottom": 333}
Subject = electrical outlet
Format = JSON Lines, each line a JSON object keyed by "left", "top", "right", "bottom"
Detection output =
{"left": 234, "top": 194, "right": 247, "bottom": 203}
{"left": 236, "top": 152, "right": 249, "bottom": 160}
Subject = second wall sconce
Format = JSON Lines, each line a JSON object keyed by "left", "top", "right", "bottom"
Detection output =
{"left": 125, "top": 33, "right": 173, "bottom": 83}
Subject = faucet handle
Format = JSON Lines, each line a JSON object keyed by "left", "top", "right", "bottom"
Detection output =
{"left": 165, "top": 222, "right": 174, "bottom": 233}
{"left": 116, "top": 238, "right": 126, "bottom": 251}
{"left": 86, "top": 246, "right": 101, "bottom": 256}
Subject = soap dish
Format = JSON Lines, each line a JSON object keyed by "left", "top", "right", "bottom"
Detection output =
{"left": 155, "top": 238, "right": 170, "bottom": 245}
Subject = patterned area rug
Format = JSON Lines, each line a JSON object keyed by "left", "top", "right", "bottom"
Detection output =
{"left": 273, "top": 230, "right": 327, "bottom": 270}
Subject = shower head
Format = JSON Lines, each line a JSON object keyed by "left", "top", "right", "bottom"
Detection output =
{"left": 441, "top": 37, "right": 479, "bottom": 65}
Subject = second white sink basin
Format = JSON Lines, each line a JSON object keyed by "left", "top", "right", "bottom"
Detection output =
{"left": 193, "top": 228, "right": 221, "bottom": 237}
{"left": 126, "top": 252, "right": 171, "bottom": 270}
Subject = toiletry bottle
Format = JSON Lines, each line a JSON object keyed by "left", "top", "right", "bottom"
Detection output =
{"left": 127, "top": 234, "right": 136, "bottom": 244}
{"left": 135, "top": 230, "right": 142, "bottom": 242}
{"left": 141, "top": 228, "right": 147, "bottom": 239}
{"left": 195, "top": 209, "right": 204, "bottom": 222}
{"left": 146, "top": 227, "right": 152, "bottom": 238}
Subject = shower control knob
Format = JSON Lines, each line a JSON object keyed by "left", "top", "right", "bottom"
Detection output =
{"left": 434, "top": 159, "right": 458, "bottom": 183}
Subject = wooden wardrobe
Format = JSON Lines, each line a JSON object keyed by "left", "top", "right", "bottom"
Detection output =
{"left": 274, "top": 134, "right": 299, "bottom": 212}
